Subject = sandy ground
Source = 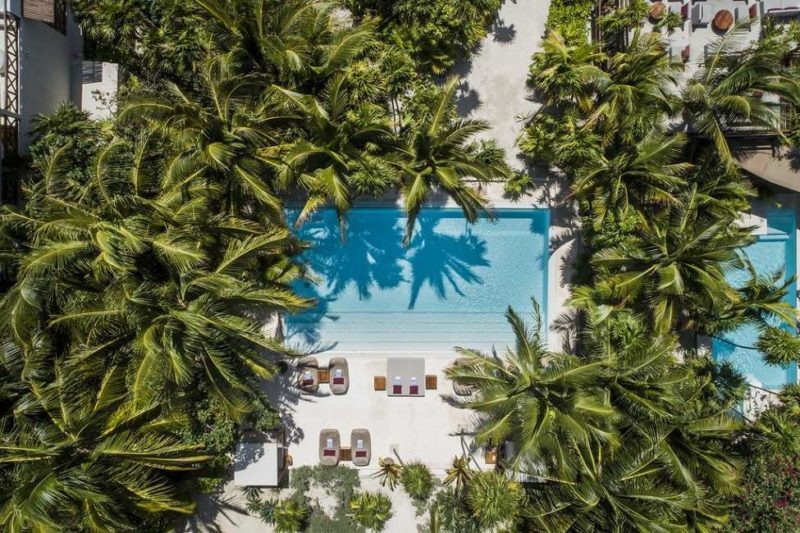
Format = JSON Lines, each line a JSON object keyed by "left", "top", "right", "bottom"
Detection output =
{"left": 182, "top": 1, "right": 555, "bottom": 531}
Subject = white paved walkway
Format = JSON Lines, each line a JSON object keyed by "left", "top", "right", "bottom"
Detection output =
{"left": 456, "top": 0, "right": 551, "bottom": 172}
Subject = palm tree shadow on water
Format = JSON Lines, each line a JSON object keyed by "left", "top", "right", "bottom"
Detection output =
{"left": 284, "top": 210, "right": 406, "bottom": 348}
{"left": 406, "top": 214, "right": 491, "bottom": 309}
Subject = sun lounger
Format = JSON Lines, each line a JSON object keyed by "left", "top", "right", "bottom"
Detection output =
{"left": 297, "top": 357, "right": 319, "bottom": 392}
{"left": 328, "top": 357, "right": 349, "bottom": 394}
{"left": 319, "top": 429, "right": 340, "bottom": 466}
{"left": 351, "top": 429, "right": 371, "bottom": 467}
{"left": 762, "top": 0, "right": 800, "bottom": 15}
{"left": 392, "top": 376, "right": 402, "bottom": 395}
{"left": 692, "top": 3, "right": 712, "bottom": 26}
{"left": 452, "top": 357, "right": 478, "bottom": 396}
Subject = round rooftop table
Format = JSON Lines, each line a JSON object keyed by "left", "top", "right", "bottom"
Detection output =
{"left": 713, "top": 9, "right": 733, "bottom": 31}
{"left": 649, "top": 1, "right": 666, "bottom": 19}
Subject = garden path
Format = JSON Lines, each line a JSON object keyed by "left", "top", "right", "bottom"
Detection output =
{"left": 455, "top": 0, "right": 551, "bottom": 175}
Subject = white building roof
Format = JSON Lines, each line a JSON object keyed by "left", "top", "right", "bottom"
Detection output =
{"left": 233, "top": 441, "right": 282, "bottom": 487}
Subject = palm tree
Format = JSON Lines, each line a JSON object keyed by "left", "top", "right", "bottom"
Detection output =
{"left": 573, "top": 131, "right": 691, "bottom": 225}
{"left": 400, "top": 462, "right": 435, "bottom": 502}
{"left": 683, "top": 22, "right": 800, "bottom": 170}
{"left": 587, "top": 30, "right": 681, "bottom": 145}
{"left": 267, "top": 74, "right": 399, "bottom": 232}
{"left": 374, "top": 457, "right": 402, "bottom": 490}
{"left": 121, "top": 57, "right": 287, "bottom": 220}
{"left": 396, "top": 78, "right": 509, "bottom": 244}
{"left": 0, "top": 346, "right": 211, "bottom": 531}
{"left": 528, "top": 31, "right": 607, "bottom": 110}
{"left": 591, "top": 188, "right": 752, "bottom": 333}
{"left": 0, "top": 127, "right": 309, "bottom": 416}
{"left": 443, "top": 455, "right": 474, "bottom": 494}
{"left": 195, "top": 0, "right": 377, "bottom": 91}
{"left": 446, "top": 302, "right": 614, "bottom": 474}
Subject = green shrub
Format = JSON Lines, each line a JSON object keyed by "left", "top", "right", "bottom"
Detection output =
{"left": 269, "top": 499, "right": 309, "bottom": 533}
{"left": 343, "top": 0, "right": 502, "bottom": 74}
{"left": 349, "top": 492, "right": 393, "bottom": 531}
{"left": 400, "top": 462, "right": 435, "bottom": 502}
{"left": 545, "top": 0, "right": 594, "bottom": 42}
{"left": 466, "top": 471, "right": 524, "bottom": 529}
{"left": 728, "top": 454, "right": 800, "bottom": 532}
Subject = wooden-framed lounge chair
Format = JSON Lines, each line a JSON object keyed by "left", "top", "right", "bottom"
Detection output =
{"left": 329, "top": 358, "right": 349, "bottom": 395}
{"left": 374, "top": 376, "right": 386, "bottom": 391}
{"left": 452, "top": 357, "right": 477, "bottom": 396}
{"left": 351, "top": 429, "right": 371, "bottom": 467}
{"left": 319, "top": 429, "right": 340, "bottom": 466}
{"left": 297, "top": 357, "right": 319, "bottom": 393}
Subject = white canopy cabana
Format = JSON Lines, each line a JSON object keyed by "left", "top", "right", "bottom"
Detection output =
{"left": 233, "top": 439, "right": 285, "bottom": 487}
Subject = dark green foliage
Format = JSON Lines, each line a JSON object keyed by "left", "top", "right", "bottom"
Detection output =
{"left": 343, "top": 0, "right": 503, "bottom": 74}
{"left": 448, "top": 305, "right": 746, "bottom": 530}
{"left": 72, "top": 0, "right": 206, "bottom": 85}
{"left": 400, "top": 462, "right": 435, "bottom": 502}
{"left": 728, "top": 454, "right": 800, "bottom": 532}
{"left": 545, "top": 0, "right": 594, "bottom": 42}
{"left": 757, "top": 326, "right": 800, "bottom": 365}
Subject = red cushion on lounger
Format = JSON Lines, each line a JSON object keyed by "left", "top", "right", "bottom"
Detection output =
{"left": 333, "top": 377, "right": 345, "bottom": 385}
{"left": 301, "top": 379, "right": 314, "bottom": 386}
{"left": 749, "top": 3, "right": 758, "bottom": 16}
{"left": 355, "top": 451, "right": 367, "bottom": 457}
{"left": 323, "top": 449, "right": 336, "bottom": 456}
{"left": 410, "top": 385, "right": 419, "bottom": 395}
{"left": 392, "top": 385, "right": 402, "bottom": 394}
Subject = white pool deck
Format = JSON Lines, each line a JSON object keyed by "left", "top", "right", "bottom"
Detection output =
{"left": 270, "top": 356, "right": 483, "bottom": 472}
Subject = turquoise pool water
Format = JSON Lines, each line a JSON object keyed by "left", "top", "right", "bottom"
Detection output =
{"left": 713, "top": 209, "right": 797, "bottom": 391}
{"left": 286, "top": 208, "right": 549, "bottom": 353}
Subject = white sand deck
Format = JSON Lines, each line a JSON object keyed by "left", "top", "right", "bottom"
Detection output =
{"left": 269, "top": 355, "right": 484, "bottom": 473}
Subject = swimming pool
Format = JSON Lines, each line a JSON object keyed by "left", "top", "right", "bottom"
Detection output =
{"left": 286, "top": 208, "right": 549, "bottom": 353}
{"left": 712, "top": 209, "right": 797, "bottom": 391}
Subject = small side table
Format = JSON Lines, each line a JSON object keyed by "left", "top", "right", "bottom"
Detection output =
{"left": 649, "top": 1, "right": 666, "bottom": 19}
{"left": 713, "top": 9, "right": 733, "bottom": 32}
{"left": 374, "top": 376, "right": 386, "bottom": 391}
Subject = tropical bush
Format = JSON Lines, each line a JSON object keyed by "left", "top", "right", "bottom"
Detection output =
{"left": 465, "top": 471, "right": 523, "bottom": 530}
{"left": 544, "top": 0, "right": 594, "bottom": 42}
{"left": 400, "top": 462, "right": 435, "bottom": 502}
{"left": 728, "top": 454, "right": 800, "bottom": 532}
{"left": 343, "top": 0, "right": 503, "bottom": 74}
{"left": 374, "top": 457, "right": 403, "bottom": 491}
{"left": 349, "top": 492, "right": 393, "bottom": 531}
{"left": 270, "top": 498, "right": 310, "bottom": 533}
{"left": 247, "top": 466, "right": 365, "bottom": 532}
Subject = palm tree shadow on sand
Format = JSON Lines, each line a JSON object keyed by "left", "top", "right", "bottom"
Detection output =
{"left": 406, "top": 215, "right": 491, "bottom": 309}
